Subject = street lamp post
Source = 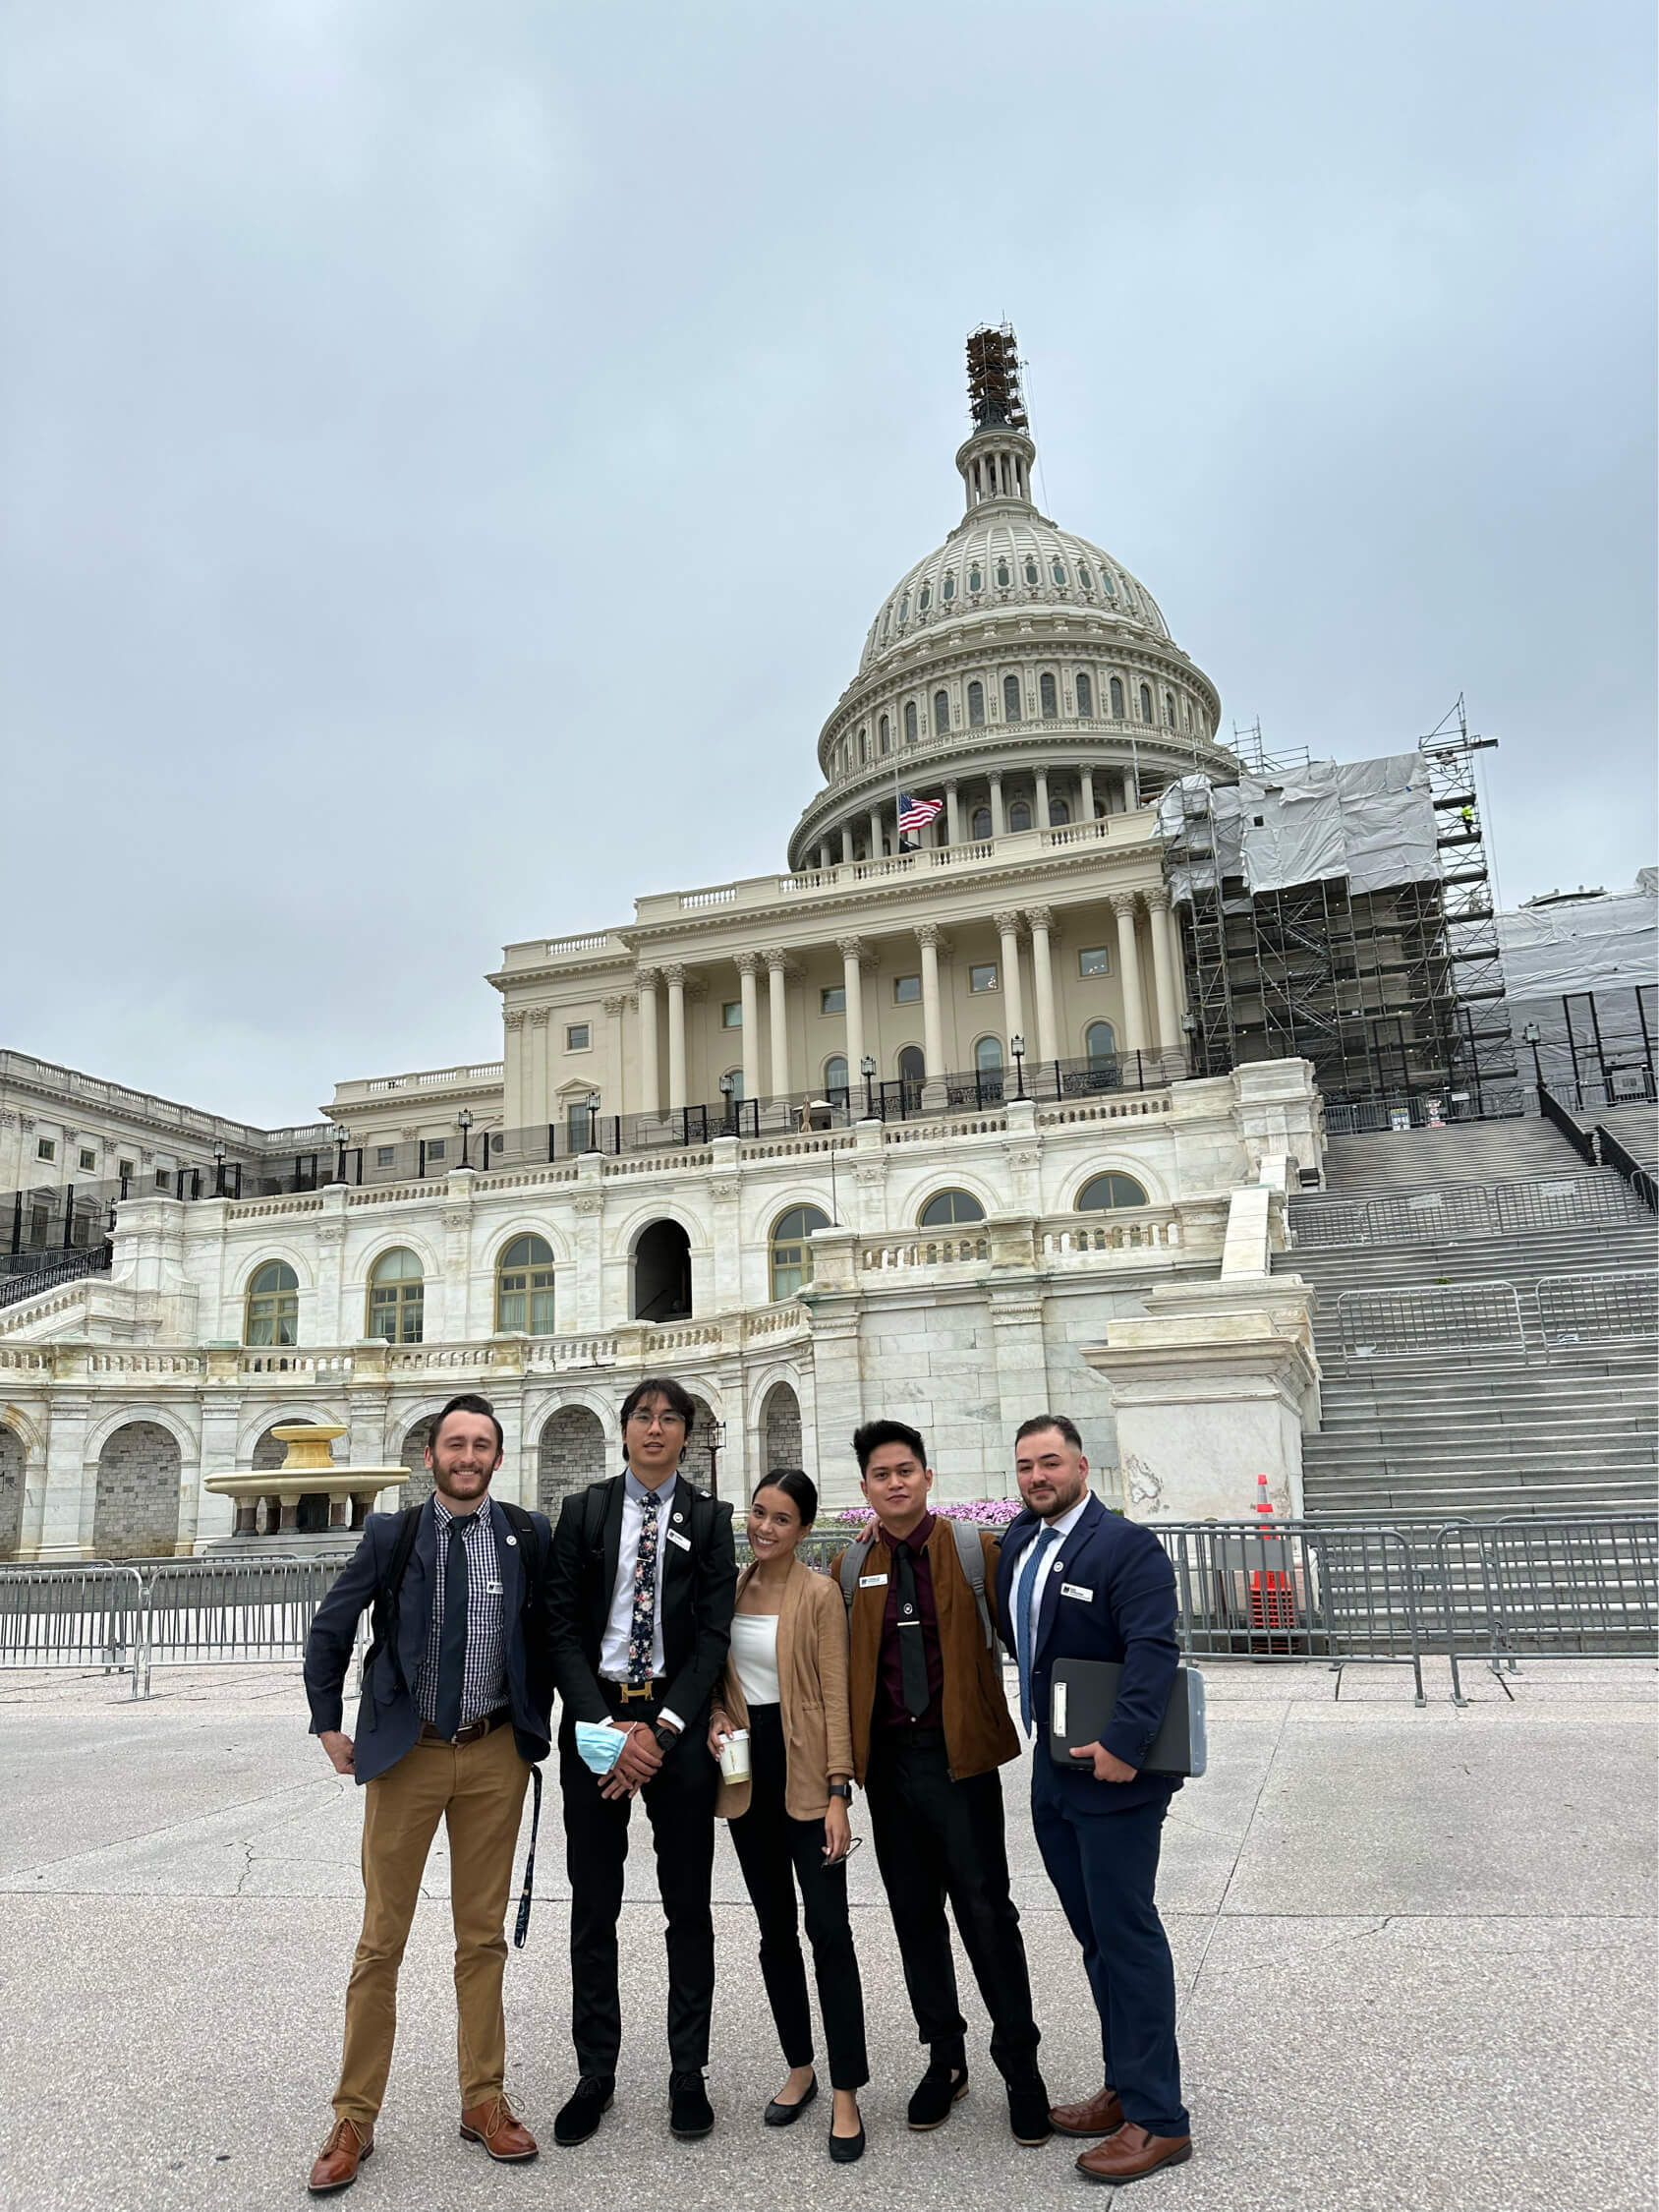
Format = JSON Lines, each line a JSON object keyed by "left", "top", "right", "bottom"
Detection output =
{"left": 585, "top": 1092, "right": 603, "bottom": 1151}
{"left": 718, "top": 1072, "right": 736, "bottom": 1135}
{"left": 705, "top": 1419, "right": 727, "bottom": 1500}
{"left": 1521, "top": 1021, "right": 1544, "bottom": 1100}
{"left": 1010, "top": 1032, "right": 1027, "bottom": 1101}
{"left": 457, "top": 1106, "right": 473, "bottom": 1169}
{"left": 331, "top": 1124, "right": 351, "bottom": 1185}
{"left": 212, "top": 1140, "right": 226, "bottom": 1198}
{"left": 860, "top": 1053, "right": 877, "bottom": 1119}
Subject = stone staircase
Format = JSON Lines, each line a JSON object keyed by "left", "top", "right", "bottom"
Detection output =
{"left": 1279, "top": 1116, "right": 1657, "bottom": 1519}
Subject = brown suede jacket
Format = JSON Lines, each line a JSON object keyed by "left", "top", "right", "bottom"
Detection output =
{"left": 830, "top": 1519, "right": 1020, "bottom": 1785}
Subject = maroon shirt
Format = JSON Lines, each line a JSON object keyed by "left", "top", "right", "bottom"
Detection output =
{"left": 876, "top": 1511, "right": 945, "bottom": 1731}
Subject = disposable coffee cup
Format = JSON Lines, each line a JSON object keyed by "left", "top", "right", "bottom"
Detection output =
{"left": 718, "top": 1729, "right": 752, "bottom": 1780}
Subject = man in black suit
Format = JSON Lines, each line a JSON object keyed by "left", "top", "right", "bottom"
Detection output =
{"left": 996, "top": 1413, "right": 1192, "bottom": 2186}
{"left": 544, "top": 1373, "right": 737, "bottom": 2146}
{"left": 302, "top": 1392, "right": 553, "bottom": 2194}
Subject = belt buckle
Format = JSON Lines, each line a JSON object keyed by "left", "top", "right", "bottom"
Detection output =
{"left": 618, "top": 1682, "right": 655, "bottom": 1703}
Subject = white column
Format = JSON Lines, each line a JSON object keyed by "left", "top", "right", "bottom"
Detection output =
{"left": 995, "top": 910, "right": 1025, "bottom": 1052}
{"left": 1035, "top": 765, "right": 1050, "bottom": 827}
{"left": 944, "top": 780, "right": 961, "bottom": 845}
{"left": 1028, "top": 905, "right": 1058, "bottom": 1065}
{"left": 736, "top": 950, "right": 761, "bottom": 1101}
{"left": 1111, "top": 893, "right": 1146, "bottom": 1053}
{"left": 664, "top": 963, "right": 688, "bottom": 1111}
{"left": 1079, "top": 765, "right": 1096, "bottom": 820}
{"left": 838, "top": 936, "right": 866, "bottom": 1089}
{"left": 990, "top": 772, "right": 1006, "bottom": 838}
{"left": 1122, "top": 767, "right": 1138, "bottom": 812}
{"left": 868, "top": 806, "right": 882, "bottom": 859}
{"left": 917, "top": 921, "right": 944, "bottom": 1078}
{"left": 1146, "top": 887, "right": 1181, "bottom": 1059}
{"left": 636, "top": 970, "right": 659, "bottom": 1115}
{"left": 840, "top": 824, "right": 854, "bottom": 864}
{"left": 766, "top": 950, "right": 791, "bottom": 1100}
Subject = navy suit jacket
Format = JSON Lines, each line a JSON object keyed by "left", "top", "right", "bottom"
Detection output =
{"left": 996, "top": 1494, "right": 1182, "bottom": 1816}
{"left": 303, "top": 1495, "right": 554, "bottom": 1785}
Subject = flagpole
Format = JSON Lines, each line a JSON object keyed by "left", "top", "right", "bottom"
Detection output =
{"left": 892, "top": 753, "right": 904, "bottom": 855}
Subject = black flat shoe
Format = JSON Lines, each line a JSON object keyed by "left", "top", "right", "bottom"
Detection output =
{"left": 669, "top": 2071, "right": 715, "bottom": 2138}
{"left": 829, "top": 2119, "right": 866, "bottom": 2165}
{"left": 552, "top": 2075, "right": 614, "bottom": 2147}
{"left": 1007, "top": 2073, "right": 1054, "bottom": 2146}
{"left": 907, "top": 2061, "right": 968, "bottom": 2129}
{"left": 764, "top": 2074, "right": 818, "bottom": 2126}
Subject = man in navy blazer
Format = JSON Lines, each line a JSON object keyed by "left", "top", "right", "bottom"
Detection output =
{"left": 997, "top": 1412, "right": 1192, "bottom": 2186}
{"left": 301, "top": 1392, "right": 553, "bottom": 2193}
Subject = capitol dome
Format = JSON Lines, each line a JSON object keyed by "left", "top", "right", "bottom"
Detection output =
{"left": 788, "top": 328, "right": 1232, "bottom": 873}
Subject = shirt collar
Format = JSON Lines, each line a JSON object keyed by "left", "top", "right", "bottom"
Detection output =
{"left": 1037, "top": 1493, "right": 1091, "bottom": 1546}
{"left": 432, "top": 1494, "right": 486, "bottom": 1532}
{"left": 881, "top": 1509, "right": 935, "bottom": 1554}
{"left": 625, "top": 1467, "right": 677, "bottom": 1510}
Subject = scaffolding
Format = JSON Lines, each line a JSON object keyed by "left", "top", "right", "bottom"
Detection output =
{"left": 1161, "top": 702, "right": 1520, "bottom": 1115}
{"left": 965, "top": 323, "right": 1027, "bottom": 431}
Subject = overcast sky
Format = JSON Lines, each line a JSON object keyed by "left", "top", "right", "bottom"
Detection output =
{"left": 3, "top": 1, "right": 1653, "bottom": 1127}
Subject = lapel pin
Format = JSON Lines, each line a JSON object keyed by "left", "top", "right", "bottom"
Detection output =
{"left": 505, "top": 1535, "right": 518, "bottom": 1546}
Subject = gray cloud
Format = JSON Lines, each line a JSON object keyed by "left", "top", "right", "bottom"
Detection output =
{"left": 3, "top": 0, "right": 1652, "bottom": 1123}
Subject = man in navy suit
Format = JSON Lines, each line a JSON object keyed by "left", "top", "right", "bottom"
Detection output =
{"left": 302, "top": 1392, "right": 553, "bottom": 2194}
{"left": 997, "top": 1412, "right": 1192, "bottom": 2185}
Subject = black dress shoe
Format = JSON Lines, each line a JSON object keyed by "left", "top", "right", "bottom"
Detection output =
{"left": 552, "top": 2076, "right": 614, "bottom": 2147}
{"left": 1007, "top": 2074, "right": 1054, "bottom": 2146}
{"left": 764, "top": 2074, "right": 818, "bottom": 2126}
{"left": 907, "top": 2061, "right": 968, "bottom": 2129}
{"left": 829, "top": 2119, "right": 867, "bottom": 2165}
{"left": 669, "top": 2071, "right": 715, "bottom": 2138}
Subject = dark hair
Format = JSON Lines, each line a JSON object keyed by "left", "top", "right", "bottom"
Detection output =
{"left": 619, "top": 1374, "right": 697, "bottom": 1457}
{"left": 852, "top": 1418, "right": 928, "bottom": 1475}
{"left": 1014, "top": 1412, "right": 1083, "bottom": 1452}
{"left": 429, "top": 1392, "right": 504, "bottom": 1456}
{"left": 753, "top": 1468, "right": 818, "bottom": 1526}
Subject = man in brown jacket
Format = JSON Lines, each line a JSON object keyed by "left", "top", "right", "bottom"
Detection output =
{"left": 831, "top": 1419, "right": 1050, "bottom": 2147}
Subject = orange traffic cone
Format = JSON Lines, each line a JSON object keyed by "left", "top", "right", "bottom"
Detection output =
{"left": 1248, "top": 1474, "right": 1296, "bottom": 1640}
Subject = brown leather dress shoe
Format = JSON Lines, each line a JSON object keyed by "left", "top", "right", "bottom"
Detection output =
{"left": 460, "top": 2095, "right": 540, "bottom": 2163}
{"left": 1076, "top": 2122, "right": 1192, "bottom": 2184}
{"left": 308, "top": 2117, "right": 372, "bottom": 2195}
{"left": 1051, "top": 2085, "right": 1125, "bottom": 2137}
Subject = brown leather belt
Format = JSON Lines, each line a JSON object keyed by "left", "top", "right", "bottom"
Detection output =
{"left": 421, "top": 1707, "right": 511, "bottom": 1747}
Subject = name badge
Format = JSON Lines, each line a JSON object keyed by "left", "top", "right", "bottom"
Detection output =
{"left": 486, "top": 1582, "right": 503, "bottom": 1597}
{"left": 858, "top": 1574, "right": 887, "bottom": 1590}
{"left": 665, "top": 1529, "right": 692, "bottom": 1551}
{"left": 1060, "top": 1583, "right": 1094, "bottom": 1602}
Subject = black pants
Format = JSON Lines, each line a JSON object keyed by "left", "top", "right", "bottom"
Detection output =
{"left": 865, "top": 1730, "right": 1042, "bottom": 2084}
{"left": 559, "top": 1698, "right": 718, "bottom": 2078}
{"left": 727, "top": 1704, "right": 869, "bottom": 2092}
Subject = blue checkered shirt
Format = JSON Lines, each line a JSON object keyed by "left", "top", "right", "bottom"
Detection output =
{"left": 413, "top": 1497, "right": 506, "bottom": 1727}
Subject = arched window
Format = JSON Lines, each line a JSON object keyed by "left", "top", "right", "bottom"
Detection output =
{"left": 496, "top": 1234, "right": 555, "bottom": 1334}
{"left": 824, "top": 1055, "right": 849, "bottom": 1101}
{"left": 368, "top": 1248, "right": 425, "bottom": 1344}
{"left": 975, "top": 1035, "right": 1003, "bottom": 1071}
{"left": 1139, "top": 682, "right": 1153, "bottom": 723}
{"left": 1075, "top": 671, "right": 1094, "bottom": 718}
{"left": 904, "top": 699, "right": 918, "bottom": 742}
{"left": 770, "top": 1204, "right": 830, "bottom": 1300}
{"left": 245, "top": 1260, "right": 298, "bottom": 1347}
{"left": 1040, "top": 671, "right": 1058, "bottom": 718}
{"left": 897, "top": 1042, "right": 926, "bottom": 1087}
{"left": 1002, "top": 674, "right": 1021, "bottom": 722}
{"left": 858, "top": 728, "right": 868, "bottom": 763}
{"left": 1077, "top": 1171, "right": 1150, "bottom": 1211}
{"left": 919, "top": 1188, "right": 987, "bottom": 1228}
{"left": 879, "top": 713, "right": 890, "bottom": 753}
{"left": 898, "top": 592, "right": 910, "bottom": 622}
{"left": 996, "top": 558, "right": 1010, "bottom": 588}
{"left": 1165, "top": 689, "right": 1176, "bottom": 727}
{"left": 969, "top": 563, "right": 983, "bottom": 593}
{"left": 933, "top": 688, "right": 949, "bottom": 734}
{"left": 1077, "top": 561, "right": 1093, "bottom": 591}
{"left": 943, "top": 571, "right": 955, "bottom": 603}
{"left": 1052, "top": 560, "right": 1067, "bottom": 586}
{"left": 971, "top": 804, "right": 993, "bottom": 841}
{"left": 918, "top": 582, "right": 931, "bottom": 611}
{"left": 1085, "top": 1020, "right": 1118, "bottom": 1065}
{"left": 1008, "top": 797, "right": 1032, "bottom": 832}
{"left": 1110, "top": 675, "right": 1125, "bottom": 718}
{"left": 967, "top": 680, "right": 985, "bottom": 727}
{"left": 1024, "top": 558, "right": 1039, "bottom": 585}
{"left": 1050, "top": 797, "right": 1070, "bottom": 825}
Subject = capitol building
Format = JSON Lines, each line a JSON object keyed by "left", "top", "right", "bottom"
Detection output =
{"left": 0, "top": 333, "right": 1326, "bottom": 1561}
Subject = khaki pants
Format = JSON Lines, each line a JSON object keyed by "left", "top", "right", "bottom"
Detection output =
{"left": 333, "top": 1722, "right": 531, "bottom": 2125}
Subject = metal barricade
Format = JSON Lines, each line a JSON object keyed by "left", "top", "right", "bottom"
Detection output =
{"left": 1434, "top": 1517, "right": 1659, "bottom": 1704}
{"left": 1336, "top": 1281, "right": 1528, "bottom": 1366}
{"left": 1535, "top": 1271, "right": 1659, "bottom": 1350}
{"left": 0, "top": 1563, "right": 145, "bottom": 1695}
{"left": 137, "top": 1555, "right": 355, "bottom": 1696}
{"left": 1152, "top": 1521, "right": 1426, "bottom": 1704}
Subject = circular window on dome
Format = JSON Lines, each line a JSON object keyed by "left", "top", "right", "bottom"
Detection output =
{"left": 942, "top": 572, "right": 955, "bottom": 602}
{"left": 1052, "top": 560, "right": 1067, "bottom": 586}
{"left": 1077, "top": 1172, "right": 1149, "bottom": 1212}
{"left": 996, "top": 559, "right": 1010, "bottom": 588}
{"left": 918, "top": 582, "right": 931, "bottom": 611}
{"left": 1077, "top": 561, "right": 1093, "bottom": 590}
{"left": 968, "top": 565, "right": 982, "bottom": 593}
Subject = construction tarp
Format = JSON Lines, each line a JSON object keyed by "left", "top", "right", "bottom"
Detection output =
{"left": 1158, "top": 753, "right": 1440, "bottom": 902}
{"left": 1498, "top": 885, "right": 1658, "bottom": 1000}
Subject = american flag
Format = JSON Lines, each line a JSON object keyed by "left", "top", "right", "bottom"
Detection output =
{"left": 898, "top": 790, "right": 944, "bottom": 834}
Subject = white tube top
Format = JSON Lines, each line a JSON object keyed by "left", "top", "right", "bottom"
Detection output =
{"left": 730, "top": 1612, "right": 781, "bottom": 1705}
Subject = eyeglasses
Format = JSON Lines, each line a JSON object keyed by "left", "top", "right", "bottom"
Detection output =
{"left": 628, "top": 1409, "right": 687, "bottom": 1429}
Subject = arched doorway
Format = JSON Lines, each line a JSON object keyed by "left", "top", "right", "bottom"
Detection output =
{"left": 634, "top": 1219, "right": 692, "bottom": 1321}
{"left": 539, "top": 1406, "right": 607, "bottom": 1511}
{"left": 0, "top": 1424, "right": 24, "bottom": 1559}
{"left": 93, "top": 1420, "right": 183, "bottom": 1560}
{"left": 400, "top": 1418, "right": 435, "bottom": 1508}
{"left": 760, "top": 1382, "right": 803, "bottom": 1477}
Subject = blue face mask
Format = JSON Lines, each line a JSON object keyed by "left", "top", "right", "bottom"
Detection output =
{"left": 573, "top": 1722, "right": 625, "bottom": 1776}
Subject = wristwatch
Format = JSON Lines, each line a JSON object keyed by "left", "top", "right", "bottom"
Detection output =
{"left": 827, "top": 1781, "right": 852, "bottom": 1802}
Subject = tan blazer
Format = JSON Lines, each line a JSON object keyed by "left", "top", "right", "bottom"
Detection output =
{"left": 713, "top": 1559, "right": 854, "bottom": 1824}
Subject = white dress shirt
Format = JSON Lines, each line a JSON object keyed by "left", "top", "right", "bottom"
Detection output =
{"left": 600, "top": 1467, "right": 685, "bottom": 1730}
{"left": 1015, "top": 1491, "right": 1091, "bottom": 1677}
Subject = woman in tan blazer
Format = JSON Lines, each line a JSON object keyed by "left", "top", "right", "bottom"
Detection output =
{"left": 709, "top": 1469, "right": 868, "bottom": 2164}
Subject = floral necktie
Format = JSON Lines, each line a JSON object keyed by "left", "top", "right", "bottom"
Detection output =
{"left": 626, "top": 1491, "right": 660, "bottom": 1688}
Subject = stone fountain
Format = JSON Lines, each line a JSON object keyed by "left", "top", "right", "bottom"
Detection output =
{"left": 205, "top": 1423, "right": 408, "bottom": 1542}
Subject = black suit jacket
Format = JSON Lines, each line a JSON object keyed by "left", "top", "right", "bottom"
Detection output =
{"left": 546, "top": 1471, "right": 736, "bottom": 1731}
{"left": 303, "top": 1495, "right": 554, "bottom": 1784}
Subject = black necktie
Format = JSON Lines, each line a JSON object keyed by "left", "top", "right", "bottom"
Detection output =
{"left": 434, "top": 1512, "right": 477, "bottom": 1740}
{"left": 893, "top": 1542, "right": 931, "bottom": 1718}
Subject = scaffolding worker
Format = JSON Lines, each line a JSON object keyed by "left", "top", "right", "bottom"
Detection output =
{"left": 1459, "top": 803, "right": 1476, "bottom": 832}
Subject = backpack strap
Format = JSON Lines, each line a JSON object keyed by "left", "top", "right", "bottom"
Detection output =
{"left": 363, "top": 1503, "right": 425, "bottom": 1686}
{"left": 496, "top": 1499, "right": 545, "bottom": 1612}
{"left": 948, "top": 1516, "right": 995, "bottom": 1650}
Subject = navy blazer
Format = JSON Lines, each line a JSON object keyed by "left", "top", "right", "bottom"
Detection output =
{"left": 303, "top": 1495, "right": 554, "bottom": 1784}
{"left": 996, "top": 1494, "right": 1182, "bottom": 1815}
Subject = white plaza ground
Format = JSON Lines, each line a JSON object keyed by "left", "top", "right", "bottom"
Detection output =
{"left": 1, "top": 1655, "right": 1651, "bottom": 2212}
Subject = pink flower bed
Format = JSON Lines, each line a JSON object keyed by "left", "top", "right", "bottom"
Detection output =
{"left": 833, "top": 1497, "right": 1023, "bottom": 1527}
